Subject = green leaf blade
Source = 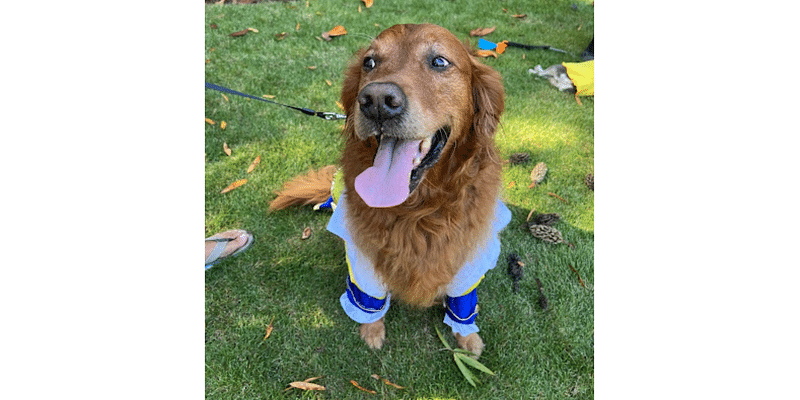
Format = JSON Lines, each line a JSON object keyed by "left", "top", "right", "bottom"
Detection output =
{"left": 455, "top": 352, "right": 495, "bottom": 376}
{"left": 453, "top": 353, "right": 477, "bottom": 387}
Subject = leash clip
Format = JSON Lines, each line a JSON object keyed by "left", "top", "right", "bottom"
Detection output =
{"left": 319, "top": 112, "right": 347, "bottom": 121}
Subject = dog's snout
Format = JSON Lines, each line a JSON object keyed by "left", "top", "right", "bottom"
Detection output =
{"left": 358, "top": 82, "right": 406, "bottom": 122}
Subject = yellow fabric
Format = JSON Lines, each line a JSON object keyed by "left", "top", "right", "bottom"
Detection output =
{"left": 562, "top": 60, "right": 594, "bottom": 96}
{"left": 332, "top": 168, "right": 344, "bottom": 204}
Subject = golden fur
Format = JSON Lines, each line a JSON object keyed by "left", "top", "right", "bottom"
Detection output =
{"left": 269, "top": 24, "right": 504, "bottom": 356}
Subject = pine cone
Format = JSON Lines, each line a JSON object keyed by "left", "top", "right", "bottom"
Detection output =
{"left": 508, "top": 152, "right": 531, "bottom": 165}
{"left": 529, "top": 224, "right": 564, "bottom": 244}
{"left": 585, "top": 173, "right": 594, "bottom": 191}
{"left": 528, "top": 162, "right": 548, "bottom": 188}
{"left": 531, "top": 213, "right": 560, "bottom": 227}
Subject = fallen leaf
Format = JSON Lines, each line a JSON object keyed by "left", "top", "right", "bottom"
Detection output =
{"left": 303, "top": 376, "right": 323, "bottom": 383}
{"left": 220, "top": 120, "right": 227, "bottom": 130}
{"left": 350, "top": 380, "right": 376, "bottom": 394}
{"left": 512, "top": 14, "right": 527, "bottom": 18}
{"left": 547, "top": 192, "right": 569, "bottom": 204}
{"left": 321, "top": 31, "right": 332, "bottom": 41}
{"left": 369, "top": 374, "right": 405, "bottom": 388}
{"left": 358, "top": 5, "right": 362, "bottom": 12}
{"left": 220, "top": 179, "right": 247, "bottom": 194}
{"left": 210, "top": 23, "right": 218, "bottom": 29}
{"left": 526, "top": 208, "right": 536, "bottom": 222}
{"left": 568, "top": 264, "right": 586, "bottom": 287}
{"left": 381, "top": 378, "right": 405, "bottom": 389}
{"left": 287, "top": 381, "right": 326, "bottom": 391}
{"left": 246, "top": 155, "right": 261, "bottom": 173}
{"left": 362, "top": 0, "right": 373, "bottom": 8}
{"left": 301, "top": 227, "right": 312, "bottom": 240}
{"left": 335, "top": 101, "right": 344, "bottom": 110}
{"left": 296, "top": 22, "right": 300, "bottom": 31}
{"left": 327, "top": 25, "right": 347, "bottom": 36}
{"left": 229, "top": 29, "right": 249, "bottom": 37}
{"left": 247, "top": 27, "right": 258, "bottom": 33}
{"left": 221, "top": 94, "right": 229, "bottom": 102}
{"left": 506, "top": 181, "right": 515, "bottom": 189}
{"left": 470, "top": 26, "right": 496, "bottom": 37}
{"left": 476, "top": 49, "right": 498, "bottom": 58}
{"left": 275, "top": 32, "right": 288, "bottom": 40}
{"left": 262, "top": 94, "right": 275, "bottom": 99}
{"left": 223, "top": 142, "right": 231, "bottom": 156}
{"left": 325, "top": 79, "right": 332, "bottom": 86}
{"left": 205, "top": 117, "right": 215, "bottom": 125}
{"left": 263, "top": 316, "right": 275, "bottom": 340}
{"left": 307, "top": 65, "right": 317, "bottom": 70}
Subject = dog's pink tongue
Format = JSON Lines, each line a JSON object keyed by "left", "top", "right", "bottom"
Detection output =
{"left": 355, "top": 137, "right": 421, "bottom": 208}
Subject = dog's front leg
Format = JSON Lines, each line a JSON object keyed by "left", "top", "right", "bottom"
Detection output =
{"left": 454, "top": 332, "right": 484, "bottom": 358}
{"left": 359, "top": 317, "right": 385, "bottom": 349}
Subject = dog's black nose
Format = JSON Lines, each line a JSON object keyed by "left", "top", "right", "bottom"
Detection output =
{"left": 358, "top": 82, "right": 406, "bottom": 122}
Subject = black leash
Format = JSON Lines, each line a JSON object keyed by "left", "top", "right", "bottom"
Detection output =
{"left": 505, "top": 41, "right": 569, "bottom": 55}
{"left": 205, "top": 82, "right": 347, "bottom": 121}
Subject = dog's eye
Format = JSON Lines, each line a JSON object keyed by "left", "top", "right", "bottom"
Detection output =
{"left": 363, "top": 57, "right": 377, "bottom": 71}
{"left": 430, "top": 56, "right": 450, "bottom": 70}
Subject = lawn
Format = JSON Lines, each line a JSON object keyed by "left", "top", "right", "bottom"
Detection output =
{"left": 205, "top": 0, "right": 593, "bottom": 398}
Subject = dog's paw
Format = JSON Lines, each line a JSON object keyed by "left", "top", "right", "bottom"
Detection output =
{"left": 454, "top": 332, "right": 484, "bottom": 359}
{"left": 359, "top": 318, "right": 385, "bottom": 350}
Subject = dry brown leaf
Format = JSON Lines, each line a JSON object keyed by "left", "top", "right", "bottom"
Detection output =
{"left": 335, "top": 101, "right": 344, "bottom": 110}
{"left": 263, "top": 316, "right": 275, "bottom": 340}
{"left": 547, "top": 192, "right": 569, "bottom": 204}
{"left": 350, "top": 380, "right": 376, "bottom": 394}
{"left": 275, "top": 32, "right": 288, "bottom": 40}
{"left": 470, "top": 26, "right": 496, "bottom": 37}
{"left": 325, "top": 79, "right": 332, "bottom": 86}
{"left": 512, "top": 14, "right": 527, "bottom": 18}
{"left": 296, "top": 22, "right": 300, "bottom": 31}
{"left": 220, "top": 120, "right": 227, "bottom": 130}
{"left": 568, "top": 264, "right": 586, "bottom": 287}
{"left": 362, "top": 0, "right": 373, "bottom": 8}
{"left": 205, "top": 117, "right": 215, "bottom": 125}
{"left": 288, "top": 381, "right": 326, "bottom": 391}
{"left": 476, "top": 49, "right": 498, "bottom": 58}
{"left": 301, "top": 227, "right": 312, "bottom": 240}
{"left": 507, "top": 181, "right": 515, "bottom": 189}
{"left": 321, "top": 31, "right": 332, "bottom": 41}
{"left": 229, "top": 29, "right": 249, "bottom": 37}
{"left": 221, "top": 94, "right": 229, "bottom": 102}
{"left": 526, "top": 208, "right": 536, "bottom": 222}
{"left": 328, "top": 25, "right": 347, "bottom": 36}
{"left": 303, "top": 376, "right": 323, "bottom": 383}
{"left": 223, "top": 142, "right": 231, "bottom": 156}
{"left": 247, "top": 27, "right": 259, "bottom": 33}
{"left": 262, "top": 94, "right": 276, "bottom": 99}
{"left": 220, "top": 179, "right": 247, "bottom": 194}
{"left": 246, "top": 156, "right": 261, "bottom": 173}
{"left": 358, "top": 5, "right": 362, "bottom": 12}
{"left": 307, "top": 65, "right": 317, "bottom": 70}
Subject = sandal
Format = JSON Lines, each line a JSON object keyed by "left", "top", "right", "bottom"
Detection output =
{"left": 205, "top": 230, "right": 254, "bottom": 270}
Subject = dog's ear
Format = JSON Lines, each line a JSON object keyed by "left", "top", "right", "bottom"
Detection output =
{"left": 340, "top": 49, "right": 367, "bottom": 122}
{"left": 470, "top": 58, "right": 505, "bottom": 139}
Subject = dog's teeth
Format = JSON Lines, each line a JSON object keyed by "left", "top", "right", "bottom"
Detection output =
{"left": 420, "top": 137, "right": 432, "bottom": 154}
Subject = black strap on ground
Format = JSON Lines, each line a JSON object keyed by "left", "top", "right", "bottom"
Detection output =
{"left": 205, "top": 82, "right": 346, "bottom": 121}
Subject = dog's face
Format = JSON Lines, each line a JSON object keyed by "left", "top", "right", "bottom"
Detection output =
{"left": 341, "top": 24, "right": 503, "bottom": 208}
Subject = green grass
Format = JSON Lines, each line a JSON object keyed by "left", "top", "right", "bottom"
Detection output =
{"left": 206, "top": 1, "right": 593, "bottom": 398}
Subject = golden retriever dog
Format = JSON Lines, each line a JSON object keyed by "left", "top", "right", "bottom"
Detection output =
{"left": 270, "top": 23, "right": 510, "bottom": 358}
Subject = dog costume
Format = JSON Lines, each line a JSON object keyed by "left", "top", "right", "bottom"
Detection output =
{"left": 327, "top": 189, "right": 511, "bottom": 336}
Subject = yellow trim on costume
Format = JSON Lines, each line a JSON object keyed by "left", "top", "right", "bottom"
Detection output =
{"left": 461, "top": 275, "right": 485, "bottom": 296}
{"left": 345, "top": 244, "right": 386, "bottom": 300}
